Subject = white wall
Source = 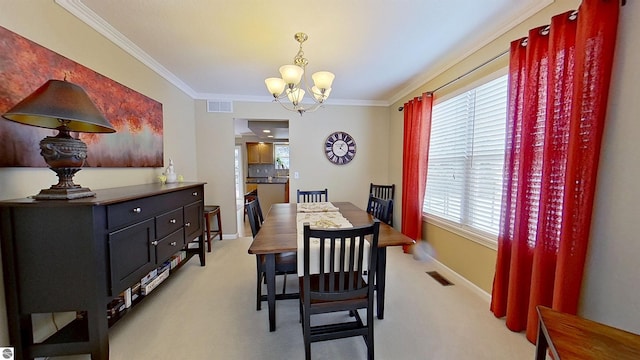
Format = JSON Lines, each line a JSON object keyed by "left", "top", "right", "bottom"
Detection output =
{"left": 195, "top": 100, "right": 391, "bottom": 236}
{"left": 580, "top": 0, "right": 640, "bottom": 332}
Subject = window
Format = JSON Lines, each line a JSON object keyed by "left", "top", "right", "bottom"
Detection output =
{"left": 274, "top": 143, "right": 289, "bottom": 169}
{"left": 423, "top": 74, "right": 508, "bottom": 239}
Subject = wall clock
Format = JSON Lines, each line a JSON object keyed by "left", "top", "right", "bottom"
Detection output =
{"left": 324, "top": 131, "right": 356, "bottom": 165}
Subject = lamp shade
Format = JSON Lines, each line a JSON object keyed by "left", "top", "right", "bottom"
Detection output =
{"left": 312, "top": 71, "right": 335, "bottom": 90}
{"left": 2, "top": 79, "right": 115, "bottom": 133}
{"left": 279, "top": 65, "right": 304, "bottom": 86}
{"left": 287, "top": 88, "right": 305, "bottom": 105}
{"left": 312, "top": 86, "right": 331, "bottom": 102}
{"left": 265, "top": 77, "right": 286, "bottom": 97}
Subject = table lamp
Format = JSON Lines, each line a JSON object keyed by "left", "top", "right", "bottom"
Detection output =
{"left": 1, "top": 79, "right": 116, "bottom": 199}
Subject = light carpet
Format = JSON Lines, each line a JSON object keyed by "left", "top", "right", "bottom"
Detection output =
{"left": 57, "top": 236, "right": 538, "bottom": 359}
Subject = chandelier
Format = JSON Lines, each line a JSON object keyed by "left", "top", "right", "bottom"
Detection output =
{"left": 265, "top": 32, "right": 335, "bottom": 115}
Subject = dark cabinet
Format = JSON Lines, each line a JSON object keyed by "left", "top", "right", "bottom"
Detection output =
{"left": 109, "top": 218, "right": 156, "bottom": 296}
{"left": 0, "top": 182, "right": 206, "bottom": 360}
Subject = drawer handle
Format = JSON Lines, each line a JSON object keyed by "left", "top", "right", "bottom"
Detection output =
{"left": 133, "top": 207, "right": 142, "bottom": 213}
{"left": 170, "top": 219, "right": 177, "bottom": 224}
{"left": 151, "top": 241, "right": 159, "bottom": 246}
{"left": 170, "top": 241, "right": 177, "bottom": 246}
{"left": 185, "top": 222, "right": 191, "bottom": 227}
{"left": 192, "top": 191, "right": 198, "bottom": 196}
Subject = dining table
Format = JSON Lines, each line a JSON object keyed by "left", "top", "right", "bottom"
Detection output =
{"left": 248, "top": 201, "right": 415, "bottom": 331}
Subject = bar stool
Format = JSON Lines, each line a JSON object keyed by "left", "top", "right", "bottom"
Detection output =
{"left": 203, "top": 205, "right": 222, "bottom": 252}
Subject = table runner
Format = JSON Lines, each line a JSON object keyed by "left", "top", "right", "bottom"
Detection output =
{"left": 296, "top": 202, "right": 340, "bottom": 213}
{"left": 296, "top": 203, "right": 369, "bottom": 275}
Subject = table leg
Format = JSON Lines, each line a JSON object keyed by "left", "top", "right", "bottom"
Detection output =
{"left": 376, "top": 247, "right": 387, "bottom": 319}
{"left": 535, "top": 320, "right": 549, "bottom": 360}
{"left": 198, "top": 233, "right": 206, "bottom": 266}
{"left": 265, "top": 253, "right": 277, "bottom": 331}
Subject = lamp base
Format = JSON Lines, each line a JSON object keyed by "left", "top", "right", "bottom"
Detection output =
{"left": 34, "top": 186, "right": 96, "bottom": 200}
{"left": 34, "top": 167, "right": 95, "bottom": 200}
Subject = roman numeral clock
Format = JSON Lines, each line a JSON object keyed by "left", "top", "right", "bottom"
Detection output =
{"left": 324, "top": 131, "right": 356, "bottom": 165}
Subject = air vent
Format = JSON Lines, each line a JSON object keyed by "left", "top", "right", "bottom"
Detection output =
{"left": 207, "top": 100, "right": 233, "bottom": 113}
{"left": 427, "top": 271, "right": 453, "bottom": 286}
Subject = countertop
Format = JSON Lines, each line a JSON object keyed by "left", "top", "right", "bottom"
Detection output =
{"left": 246, "top": 177, "right": 289, "bottom": 184}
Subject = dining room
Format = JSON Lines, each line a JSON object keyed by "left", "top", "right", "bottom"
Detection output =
{"left": 1, "top": 1, "right": 639, "bottom": 359}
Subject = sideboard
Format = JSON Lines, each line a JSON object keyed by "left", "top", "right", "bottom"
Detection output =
{"left": 0, "top": 182, "right": 206, "bottom": 359}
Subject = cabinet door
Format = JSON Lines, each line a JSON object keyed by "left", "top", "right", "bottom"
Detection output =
{"left": 109, "top": 218, "right": 156, "bottom": 295}
{"left": 184, "top": 201, "right": 203, "bottom": 242}
{"left": 261, "top": 143, "right": 274, "bottom": 164}
{"left": 247, "top": 143, "right": 260, "bottom": 164}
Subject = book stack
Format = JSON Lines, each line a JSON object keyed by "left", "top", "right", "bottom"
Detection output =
{"left": 108, "top": 249, "right": 188, "bottom": 320}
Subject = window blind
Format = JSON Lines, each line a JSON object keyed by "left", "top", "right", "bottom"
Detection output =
{"left": 423, "top": 75, "right": 508, "bottom": 237}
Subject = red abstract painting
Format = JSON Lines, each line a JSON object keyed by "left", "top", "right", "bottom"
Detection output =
{"left": 0, "top": 26, "right": 163, "bottom": 167}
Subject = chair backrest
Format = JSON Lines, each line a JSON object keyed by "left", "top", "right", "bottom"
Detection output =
{"left": 301, "top": 220, "right": 380, "bottom": 302}
{"left": 245, "top": 199, "right": 263, "bottom": 238}
{"left": 244, "top": 189, "right": 258, "bottom": 203}
{"left": 369, "top": 183, "right": 395, "bottom": 201}
{"left": 366, "top": 194, "right": 393, "bottom": 225}
{"left": 244, "top": 189, "right": 263, "bottom": 223}
{"left": 297, "top": 188, "right": 328, "bottom": 203}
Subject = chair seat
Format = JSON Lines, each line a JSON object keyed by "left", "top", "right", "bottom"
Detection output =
{"left": 299, "top": 273, "right": 369, "bottom": 306}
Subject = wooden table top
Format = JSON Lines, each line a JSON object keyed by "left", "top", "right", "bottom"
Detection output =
{"left": 537, "top": 306, "right": 640, "bottom": 360}
{"left": 248, "top": 202, "right": 414, "bottom": 255}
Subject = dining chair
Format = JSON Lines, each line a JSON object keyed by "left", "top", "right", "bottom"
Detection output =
{"left": 297, "top": 188, "right": 328, "bottom": 203}
{"left": 243, "top": 189, "right": 259, "bottom": 222}
{"left": 369, "top": 183, "right": 395, "bottom": 225}
{"left": 299, "top": 220, "right": 380, "bottom": 360}
{"left": 369, "top": 183, "right": 395, "bottom": 200}
{"left": 366, "top": 194, "right": 393, "bottom": 225}
{"left": 245, "top": 198, "right": 297, "bottom": 311}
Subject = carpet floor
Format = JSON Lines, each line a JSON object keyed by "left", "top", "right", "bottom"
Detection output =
{"left": 52, "top": 222, "right": 538, "bottom": 359}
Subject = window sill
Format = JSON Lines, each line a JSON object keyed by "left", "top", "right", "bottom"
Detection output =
{"left": 422, "top": 214, "right": 498, "bottom": 251}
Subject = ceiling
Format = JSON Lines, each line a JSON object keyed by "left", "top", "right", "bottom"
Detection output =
{"left": 55, "top": 0, "right": 550, "bottom": 137}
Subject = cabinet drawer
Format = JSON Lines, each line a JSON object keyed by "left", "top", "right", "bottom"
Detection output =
{"left": 184, "top": 201, "right": 203, "bottom": 241}
{"left": 156, "top": 208, "right": 184, "bottom": 239}
{"left": 176, "top": 187, "right": 204, "bottom": 204}
{"left": 107, "top": 197, "right": 158, "bottom": 229}
{"left": 155, "top": 229, "right": 184, "bottom": 264}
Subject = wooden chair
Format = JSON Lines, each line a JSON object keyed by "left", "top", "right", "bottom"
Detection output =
{"left": 243, "top": 189, "right": 259, "bottom": 222}
{"left": 299, "top": 220, "right": 380, "bottom": 360}
{"left": 369, "top": 183, "right": 395, "bottom": 200}
{"left": 245, "top": 199, "right": 297, "bottom": 311}
{"left": 203, "top": 205, "right": 222, "bottom": 252}
{"left": 366, "top": 194, "right": 393, "bottom": 225}
{"left": 297, "top": 188, "right": 328, "bottom": 203}
{"left": 369, "top": 183, "right": 395, "bottom": 225}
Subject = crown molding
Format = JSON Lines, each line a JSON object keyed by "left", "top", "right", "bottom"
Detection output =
{"left": 55, "top": 0, "right": 198, "bottom": 98}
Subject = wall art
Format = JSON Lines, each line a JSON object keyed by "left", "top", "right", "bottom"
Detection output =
{"left": 0, "top": 25, "right": 163, "bottom": 167}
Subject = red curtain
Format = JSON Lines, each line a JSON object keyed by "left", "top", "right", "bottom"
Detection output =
{"left": 401, "top": 92, "right": 433, "bottom": 252}
{"left": 490, "top": 0, "right": 619, "bottom": 343}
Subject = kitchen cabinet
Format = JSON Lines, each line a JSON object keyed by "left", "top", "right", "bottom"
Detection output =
{"left": 247, "top": 142, "right": 274, "bottom": 164}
